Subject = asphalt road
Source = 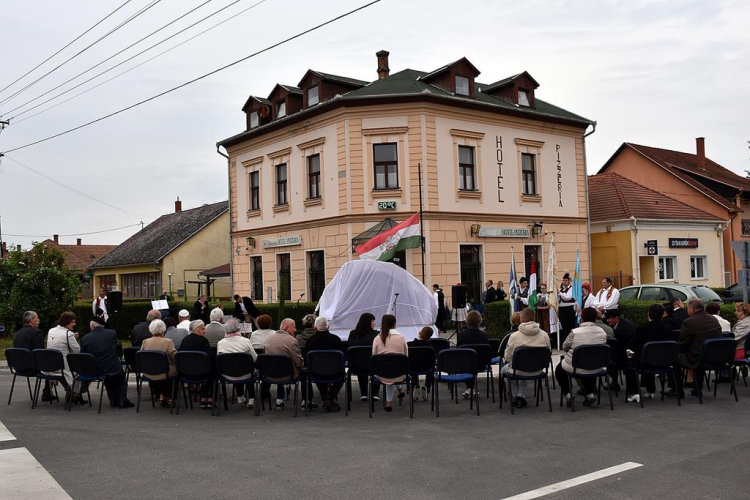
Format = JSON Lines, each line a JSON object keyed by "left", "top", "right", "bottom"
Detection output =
{"left": 0, "top": 369, "right": 746, "bottom": 500}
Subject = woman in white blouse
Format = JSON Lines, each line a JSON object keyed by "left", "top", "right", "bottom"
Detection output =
{"left": 46, "top": 311, "right": 84, "bottom": 404}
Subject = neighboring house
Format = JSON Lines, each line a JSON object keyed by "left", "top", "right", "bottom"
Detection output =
{"left": 217, "top": 50, "right": 595, "bottom": 305}
{"left": 589, "top": 173, "right": 726, "bottom": 288}
{"left": 599, "top": 138, "right": 750, "bottom": 284}
{"left": 40, "top": 236, "right": 116, "bottom": 298}
{"left": 89, "top": 199, "right": 230, "bottom": 300}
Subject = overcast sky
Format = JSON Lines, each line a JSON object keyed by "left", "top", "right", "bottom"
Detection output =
{"left": 1, "top": 0, "right": 748, "bottom": 250}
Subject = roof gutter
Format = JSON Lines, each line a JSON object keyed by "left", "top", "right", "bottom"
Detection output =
{"left": 582, "top": 122, "right": 597, "bottom": 285}
{"left": 630, "top": 216, "right": 640, "bottom": 285}
{"left": 217, "top": 144, "right": 233, "bottom": 299}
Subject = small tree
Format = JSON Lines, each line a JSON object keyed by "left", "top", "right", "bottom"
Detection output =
{"left": 0, "top": 243, "right": 80, "bottom": 332}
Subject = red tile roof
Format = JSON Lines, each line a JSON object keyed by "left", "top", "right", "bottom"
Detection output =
{"left": 588, "top": 173, "right": 724, "bottom": 223}
{"left": 41, "top": 240, "right": 117, "bottom": 272}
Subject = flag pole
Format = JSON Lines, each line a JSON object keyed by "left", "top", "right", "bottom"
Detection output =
{"left": 418, "top": 162, "right": 425, "bottom": 284}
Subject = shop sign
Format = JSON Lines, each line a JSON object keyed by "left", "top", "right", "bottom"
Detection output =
{"left": 262, "top": 235, "right": 302, "bottom": 249}
{"left": 478, "top": 226, "right": 530, "bottom": 238}
{"left": 645, "top": 240, "right": 658, "bottom": 255}
{"left": 669, "top": 238, "right": 698, "bottom": 248}
{"left": 378, "top": 201, "right": 397, "bottom": 210}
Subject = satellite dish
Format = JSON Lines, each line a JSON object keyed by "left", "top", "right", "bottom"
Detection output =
{"left": 258, "top": 105, "right": 270, "bottom": 118}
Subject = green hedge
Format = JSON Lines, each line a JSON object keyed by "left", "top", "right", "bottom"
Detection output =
{"left": 484, "top": 301, "right": 511, "bottom": 338}
{"left": 618, "top": 299, "right": 737, "bottom": 327}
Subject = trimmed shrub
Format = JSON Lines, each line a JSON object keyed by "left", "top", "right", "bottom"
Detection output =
{"left": 484, "top": 301, "right": 511, "bottom": 338}
{"left": 618, "top": 299, "right": 737, "bottom": 328}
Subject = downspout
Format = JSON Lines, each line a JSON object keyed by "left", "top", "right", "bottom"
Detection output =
{"left": 582, "top": 122, "right": 597, "bottom": 282}
{"left": 217, "top": 145, "right": 233, "bottom": 298}
{"left": 630, "top": 216, "right": 640, "bottom": 284}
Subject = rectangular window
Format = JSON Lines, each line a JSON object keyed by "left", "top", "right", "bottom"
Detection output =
{"left": 518, "top": 90, "right": 530, "bottom": 106}
{"left": 521, "top": 153, "right": 537, "bottom": 195}
{"left": 121, "top": 272, "right": 160, "bottom": 298}
{"left": 249, "top": 111, "right": 259, "bottom": 128}
{"left": 276, "top": 101, "right": 286, "bottom": 118}
{"left": 277, "top": 253, "right": 291, "bottom": 301}
{"left": 99, "top": 274, "right": 116, "bottom": 291}
{"left": 307, "top": 154, "right": 321, "bottom": 199}
{"left": 458, "top": 145, "right": 475, "bottom": 191}
{"left": 690, "top": 255, "right": 707, "bottom": 279}
{"left": 276, "top": 163, "right": 287, "bottom": 205}
{"left": 743, "top": 219, "right": 750, "bottom": 236}
{"left": 249, "top": 171, "right": 260, "bottom": 211}
{"left": 252, "top": 256, "right": 263, "bottom": 301}
{"left": 658, "top": 256, "right": 677, "bottom": 281}
{"left": 460, "top": 245, "right": 482, "bottom": 305}
{"left": 455, "top": 75, "right": 470, "bottom": 96}
{"left": 307, "top": 86, "right": 319, "bottom": 106}
{"left": 308, "top": 251, "right": 325, "bottom": 301}
{"left": 373, "top": 143, "right": 398, "bottom": 190}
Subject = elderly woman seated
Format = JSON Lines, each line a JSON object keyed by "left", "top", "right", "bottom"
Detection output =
{"left": 180, "top": 320, "right": 215, "bottom": 409}
{"left": 295, "top": 314, "right": 317, "bottom": 347}
{"left": 250, "top": 314, "right": 275, "bottom": 351}
{"left": 217, "top": 318, "right": 258, "bottom": 409}
{"left": 141, "top": 319, "right": 177, "bottom": 407}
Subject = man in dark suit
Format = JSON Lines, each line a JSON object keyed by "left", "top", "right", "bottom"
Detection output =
{"left": 679, "top": 298, "right": 721, "bottom": 395}
{"left": 604, "top": 308, "right": 637, "bottom": 391}
{"left": 233, "top": 294, "right": 260, "bottom": 328}
{"left": 13, "top": 311, "right": 44, "bottom": 351}
{"left": 671, "top": 298, "right": 689, "bottom": 327}
{"left": 131, "top": 309, "right": 161, "bottom": 347}
{"left": 194, "top": 294, "right": 210, "bottom": 324}
{"left": 81, "top": 317, "right": 134, "bottom": 408}
{"left": 482, "top": 280, "right": 497, "bottom": 305}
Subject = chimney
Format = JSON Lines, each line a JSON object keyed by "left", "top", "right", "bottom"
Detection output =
{"left": 376, "top": 50, "right": 390, "bottom": 79}
{"left": 175, "top": 196, "right": 182, "bottom": 213}
{"left": 53, "top": 234, "right": 59, "bottom": 244}
{"left": 696, "top": 137, "right": 706, "bottom": 169}
{"left": 77, "top": 238, "right": 82, "bottom": 246}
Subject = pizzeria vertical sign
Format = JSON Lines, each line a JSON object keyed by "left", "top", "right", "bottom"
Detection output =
{"left": 556, "top": 144, "right": 563, "bottom": 208}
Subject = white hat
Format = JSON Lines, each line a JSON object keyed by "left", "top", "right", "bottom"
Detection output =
{"left": 178, "top": 309, "right": 190, "bottom": 318}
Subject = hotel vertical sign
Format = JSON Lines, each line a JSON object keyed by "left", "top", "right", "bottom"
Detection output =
{"left": 496, "top": 136, "right": 504, "bottom": 203}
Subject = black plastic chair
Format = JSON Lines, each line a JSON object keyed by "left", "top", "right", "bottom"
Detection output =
{"left": 408, "top": 346, "right": 436, "bottom": 411}
{"left": 560, "top": 344, "right": 612, "bottom": 412}
{"left": 428, "top": 338, "right": 451, "bottom": 356}
{"left": 434, "top": 349, "right": 478, "bottom": 417}
{"left": 5, "top": 348, "right": 36, "bottom": 406}
{"left": 255, "top": 354, "right": 300, "bottom": 417}
{"left": 463, "top": 344, "right": 495, "bottom": 402}
{"left": 500, "top": 347, "right": 552, "bottom": 414}
{"left": 135, "top": 350, "right": 177, "bottom": 413}
{"left": 722, "top": 331, "right": 734, "bottom": 338}
{"left": 175, "top": 351, "right": 216, "bottom": 416}
{"left": 695, "top": 338, "right": 737, "bottom": 404}
{"left": 31, "top": 349, "right": 67, "bottom": 409}
{"left": 123, "top": 346, "right": 139, "bottom": 383}
{"left": 345, "top": 346, "right": 373, "bottom": 411}
{"left": 67, "top": 353, "right": 108, "bottom": 413}
{"left": 636, "top": 341, "right": 680, "bottom": 408}
{"left": 216, "top": 353, "right": 256, "bottom": 415}
{"left": 369, "top": 354, "right": 411, "bottom": 418}
{"left": 605, "top": 336, "right": 621, "bottom": 396}
{"left": 305, "top": 350, "right": 347, "bottom": 417}
{"left": 733, "top": 338, "right": 750, "bottom": 387}
{"left": 489, "top": 339, "right": 502, "bottom": 364}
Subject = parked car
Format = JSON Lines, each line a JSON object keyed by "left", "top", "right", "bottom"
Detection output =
{"left": 618, "top": 284, "right": 723, "bottom": 304}
{"left": 718, "top": 283, "right": 746, "bottom": 303}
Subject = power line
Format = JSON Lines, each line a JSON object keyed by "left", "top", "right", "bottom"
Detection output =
{"left": 0, "top": 0, "right": 164, "bottom": 109}
{"left": 1, "top": 154, "right": 151, "bottom": 221}
{"left": 4, "top": 223, "right": 142, "bottom": 238}
{"left": 0, "top": 0, "right": 135, "bottom": 98}
{"left": 2, "top": 0, "right": 219, "bottom": 119}
{"left": 0, "top": 0, "right": 381, "bottom": 154}
{"left": 15, "top": 0, "right": 268, "bottom": 125}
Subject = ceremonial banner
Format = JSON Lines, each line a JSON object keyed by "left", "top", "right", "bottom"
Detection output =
{"left": 356, "top": 213, "right": 420, "bottom": 261}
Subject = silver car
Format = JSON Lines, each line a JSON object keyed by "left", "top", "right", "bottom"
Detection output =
{"left": 618, "top": 284, "right": 723, "bottom": 304}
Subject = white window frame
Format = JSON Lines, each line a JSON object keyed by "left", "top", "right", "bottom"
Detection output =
{"left": 455, "top": 75, "right": 470, "bottom": 96}
{"left": 658, "top": 255, "right": 678, "bottom": 282}
{"left": 518, "top": 89, "right": 530, "bottom": 106}
{"left": 307, "top": 86, "right": 319, "bottom": 106}
{"left": 249, "top": 111, "right": 259, "bottom": 128}
{"left": 690, "top": 254, "right": 708, "bottom": 280}
{"left": 276, "top": 101, "right": 286, "bottom": 118}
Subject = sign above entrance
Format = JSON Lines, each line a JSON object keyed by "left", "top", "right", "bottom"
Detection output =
{"left": 262, "top": 235, "right": 302, "bottom": 249}
{"left": 378, "top": 201, "right": 397, "bottom": 210}
{"left": 477, "top": 226, "right": 530, "bottom": 238}
{"left": 668, "top": 238, "right": 698, "bottom": 249}
{"left": 645, "top": 240, "right": 658, "bottom": 256}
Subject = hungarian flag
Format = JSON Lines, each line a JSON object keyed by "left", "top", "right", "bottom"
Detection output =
{"left": 356, "top": 213, "right": 421, "bottom": 261}
{"left": 528, "top": 257, "right": 538, "bottom": 311}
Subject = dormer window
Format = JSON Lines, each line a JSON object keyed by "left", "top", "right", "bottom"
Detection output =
{"left": 455, "top": 76, "right": 470, "bottom": 96}
{"left": 249, "top": 111, "right": 259, "bottom": 128}
{"left": 518, "top": 90, "right": 530, "bottom": 107}
{"left": 276, "top": 101, "right": 286, "bottom": 118}
{"left": 307, "top": 86, "right": 319, "bottom": 106}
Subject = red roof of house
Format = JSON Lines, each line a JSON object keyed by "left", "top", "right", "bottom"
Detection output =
{"left": 588, "top": 173, "right": 724, "bottom": 223}
{"left": 41, "top": 240, "right": 117, "bottom": 272}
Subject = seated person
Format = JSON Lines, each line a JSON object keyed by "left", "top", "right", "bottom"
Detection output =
{"left": 348, "top": 312, "right": 381, "bottom": 402}
{"left": 501, "top": 307, "right": 551, "bottom": 408}
{"left": 456, "top": 310, "right": 488, "bottom": 399}
{"left": 131, "top": 310, "right": 161, "bottom": 347}
{"left": 603, "top": 308, "right": 636, "bottom": 391}
{"left": 204, "top": 308, "right": 226, "bottom": 347}
{"left": 180, "top": 320, "right": 214, "bottom": 409}
{"left": 141, "top": 320, "right": 177, "bottom": 407}
{"left": 81, "top": 317, "right": 134, "bottom": 408}
{"left": 305, "top": 317, "right": 345, "bottom": 412}
{"left": 733, "top": 302, "right": 750, "bottom": 359}
{"left": 217, "top": 318, "right": 257, "bottom": 409}
{"left": 372, "top": 314, "right": 408, "bottom": 412}
{"left": 555, "top": 307, "right": 607, "bottom": 407}
{"left": 164, "top": 317, "right": 188, "bottom": 349}
{"left": 295, "top": 314, "right": 318, "bottom": 347}
{"left": 678, "top": 298, "right": 721, "bottom": 394}
{"left": 408, "top": 326, "right": 435, "bottom": 401}
{"left": 623, "top": 303, "right": 674, "bottom": 403}
{"left": 263, "top": 318, "right": 304, "bottom": 411}
{"left": 706, "top": 302, "right": 730, "bottom": 333}
{"left": 250, "top": 314, "right": 276, "bottom": 351}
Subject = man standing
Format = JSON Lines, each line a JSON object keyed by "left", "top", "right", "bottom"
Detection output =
{"left": 558, "top": 273, "right": 577, "bottom": 342}
{"left": 596, "top": 277, "right": 620, "bottom": 313}
{"left": 304, "top": 317, "right": 345, "bottom": 412}
{"left": 517, "top": 277, "right": 529, "bottom": 311}
{"left": 264, "top": 318, "right": 304, "bottom": 411}
{"left": 194, "top": 294, "right": 210, "bottom": 324}
{"left": 14, "top": 311, "right": 44, "bottom": 351}
{"left": 204, "top": 308, "right": 226, "bottom": 347}
{"left": 92, "top": 288, "right": 109, "bottom": 322}
{"left": 81, "top": 317, "right": 134, "bottom": 408}
{"left": 233, "top": 294, "right": 260, "bottom": 329}
{"left": 177, "top": 309, "right": 191, "bottom": 331}
{"left": 603, "top": 308, "right": 636, "bottom": 391}
{"left": 432, "top": 284, "right": 447, "bottom": 333}
{"left": 131, "top": 310, "right": 161, "bottom": 347}
{"left": 482, "top": 280, "right": 497, "bottom": 305}
{"left": 678, "top": 298, "right": 722, "bottom": 396}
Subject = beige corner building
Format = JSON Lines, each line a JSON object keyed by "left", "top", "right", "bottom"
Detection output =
{"left": 217, "top": 52, "right": 595, "bottom": 305}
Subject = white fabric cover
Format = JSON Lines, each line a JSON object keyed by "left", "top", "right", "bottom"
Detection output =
{"left": 316, "top": 260, "right": 438, "bottom": 340}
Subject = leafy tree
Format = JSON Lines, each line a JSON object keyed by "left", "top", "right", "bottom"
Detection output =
{"left": 0, "top": 243, "right": 80, "bottom": 333}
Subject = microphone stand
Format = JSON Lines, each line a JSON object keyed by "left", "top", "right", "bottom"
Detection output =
{"left": 392, "top": 293, "right": 399, "bottom": 318}
{"left": 294, "top": 293, "right": 304, "bottom": 309}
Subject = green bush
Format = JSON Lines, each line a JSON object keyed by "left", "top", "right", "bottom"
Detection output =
{"left": 618, "top": 299, "right": 737, "bottom": 328}
{"left": 484, "top": 301, "right": 511, "bottom": 338}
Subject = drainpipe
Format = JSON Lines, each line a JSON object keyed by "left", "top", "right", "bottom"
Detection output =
{"left": 217, "top": 145, "right": 233, "bottom": 297}
{"left": 582, "top": 122, "right": 597, "bottom": 282}
{"left": 630, "top": 216, "right": 640, "bottom": 284}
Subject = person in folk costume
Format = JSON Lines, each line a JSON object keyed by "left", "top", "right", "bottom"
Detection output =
{"left": 558, "top": 273, "right": 577, "bottom": 343}
{"left": 596, "top": 277, "right": 620, "bottom": 313}
{"left": 516, "top": 277, "right": 529, "bottom": 312}
{"left": 535, "top": 282, "right": 551, "bottom": 334}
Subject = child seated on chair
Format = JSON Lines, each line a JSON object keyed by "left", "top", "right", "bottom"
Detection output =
{"left": 408, "top": 326, "right": 435, "bottom": 401}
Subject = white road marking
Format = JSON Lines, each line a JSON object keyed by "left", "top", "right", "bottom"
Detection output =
{"left": 0, "top": 419, "right": 16, "bottom": 442}
{"left": 501, "top": 462, "right": 644, "bottom": 500}
{"left": 0, "top": 447, "right": 72, "bottom": 499}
